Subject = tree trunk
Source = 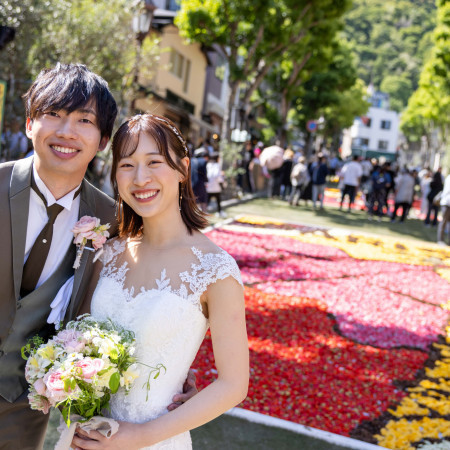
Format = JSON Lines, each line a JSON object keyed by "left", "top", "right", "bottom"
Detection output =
{"left": 242, "top": 62, "right": 273, "bottom": 119}
{"left": 222, "top": 79, "right": 239, "bottom": 142}
{"left": 278, "top": 89, "right": 290, "bottom": 147}
{"left": 305, "top": 132, "right": 315, "bottom": 160}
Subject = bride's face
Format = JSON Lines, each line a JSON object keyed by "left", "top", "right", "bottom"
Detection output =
{"left": 116, "top": 132, "right": 187, "bottom": 220}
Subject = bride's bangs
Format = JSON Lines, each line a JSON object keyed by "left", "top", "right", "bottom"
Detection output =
{"left": 117, "top": 118, "right": 143, "bottom": 159}
{"left": 138, "top": 118, "right": 182, "bottom": 175}
{"left": 120, "top": 132, "right": 140, "bottom": 159}
{"left": 150, "top": 122, "right": 178, "bottom": 168}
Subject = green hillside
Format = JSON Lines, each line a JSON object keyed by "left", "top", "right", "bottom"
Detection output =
{"left": 343, "top": 0, "right": 437, "bottom": 111}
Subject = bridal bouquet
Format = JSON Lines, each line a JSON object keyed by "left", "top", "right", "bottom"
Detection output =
{"left": 22, "top": 314, "right": 141, "bottom": 426}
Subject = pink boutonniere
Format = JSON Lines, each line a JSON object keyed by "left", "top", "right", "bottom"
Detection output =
{"left": 72, "top": 216, "right": 110, "bottom": 269}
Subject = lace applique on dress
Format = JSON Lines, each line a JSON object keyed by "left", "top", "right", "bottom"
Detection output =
{"left": 99, "top": 241, "right": 242, "bottom": 310}
{"left": 99, "top": 238, "right": 130, "bottom": 294}
{"left": 178, "top": 247, "right": 243, "bottom": 310}
{"left": 145, "top": 247, "right": 242, "bottom": 311}
{"left": 99, "top": 238, "right": 126, "bottom": 266}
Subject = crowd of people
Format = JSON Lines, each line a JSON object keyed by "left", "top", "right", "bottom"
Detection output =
{"left": 2, "top": 121, "right": 449, "bottom": 245}
{"left": 222, "top": 140, "right": 450, "bottom": 245}
{"left": 0, "top": 117, "right": 33, "bottom": 160}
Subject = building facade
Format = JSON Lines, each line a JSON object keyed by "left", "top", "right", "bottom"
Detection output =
{"left": 134, "top": 1, "right": 227, "bottom": 147}
{"left": 342, "top": 91, "right": 400, "bottom": 161}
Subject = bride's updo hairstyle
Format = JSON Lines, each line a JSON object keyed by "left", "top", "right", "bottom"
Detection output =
{"left": 110, "top": 113, "right": 209, "bottom": 237}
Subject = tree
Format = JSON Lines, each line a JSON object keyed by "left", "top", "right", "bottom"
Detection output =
{"left": 344, "top": 0, "right": 436, "bottom": 112}
{"left": 0, "top": 0, "right": 160, "bottom": 124}
{"left": 27, "top": 0, "right": 161, "bottom": 112}
{"left": 401, "top": 0, "right": 450, "bottom": 167}
{"left": 176, "top": 0, "right": 351, "bottom": 141}
{"left": 320, "top": 79, "right": 370, "bottom": 153}
{"left": 0, "top": 1, "right": 44, "bottom": 119}
{"left": 380, "top": 75, "right": 413, "bottom": 112}
{"left": 291, "top": 42, "right": 369, "bottom": 154}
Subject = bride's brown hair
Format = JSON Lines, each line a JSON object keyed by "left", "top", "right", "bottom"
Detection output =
{"left": 110, "top": 114, "right": 209, "bottom": 237}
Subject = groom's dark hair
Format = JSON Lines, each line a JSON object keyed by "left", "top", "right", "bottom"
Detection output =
{"left": 23, "top": 63, "right": 117, "bottom": 139}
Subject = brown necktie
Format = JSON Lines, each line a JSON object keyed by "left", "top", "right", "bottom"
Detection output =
{"left": 20, "top": 178, "right": 80, "bottom": 297}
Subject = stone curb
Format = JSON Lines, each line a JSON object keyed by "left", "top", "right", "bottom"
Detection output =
{"left": 226, "top": 408, "right": 388, "bottom": 449}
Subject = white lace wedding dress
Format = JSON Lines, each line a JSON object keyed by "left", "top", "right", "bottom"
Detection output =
{"left": 90, "top": 237, "right": 242, "bottom": 449}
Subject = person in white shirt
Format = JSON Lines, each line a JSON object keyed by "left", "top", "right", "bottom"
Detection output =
{"left": 206, "top": 152, "right": 226, "bottom": 217}
{"left": 339, "top": 155, "right": 363, "bottom": 212}
{"left": 289, "top": 156, "right": 310, "bottom": 206}
{"left": 390, "top": 168, "right": 415, "bottom": 222}
{"left": 438, "top": 173, "right": 450, "bottom": 245}
{"left": 360, "top": 158, "right": 373, "bottom": 180}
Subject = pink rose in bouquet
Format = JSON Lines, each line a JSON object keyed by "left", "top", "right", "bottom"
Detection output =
{"left": 92, "top": 234, "right": 108, "bottom": 250}
{"left": 54, "top": 329, "right": 86, "bottom": 353}
{"left": 44, "top": 369, "right": 78, "bottom": 404}
{"left": 75, "top": 358, "right": 104, "bottom": 382}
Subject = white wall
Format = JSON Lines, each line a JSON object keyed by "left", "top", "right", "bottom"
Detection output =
{"left": 350, "top": 107, "right": 400, "bottom": 153}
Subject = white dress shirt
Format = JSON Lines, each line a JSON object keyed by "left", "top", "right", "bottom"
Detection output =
{"left": 24, "top": 165, "right": 81, "bottom": 289}
{"left": 441, "top": 174, "right": 450, "bottom": 207}
{"left": 341, "top": 161, "right": 363, "bottom": 186}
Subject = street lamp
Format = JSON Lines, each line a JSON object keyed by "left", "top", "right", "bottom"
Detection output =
{"left": 131, "top": 0, "right": 156, "bottom": 110}
{"left": 132, "top": 0, "right": 155, "bottom": 44}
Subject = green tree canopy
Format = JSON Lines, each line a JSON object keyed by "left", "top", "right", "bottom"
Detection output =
{"left": 401, "top": 0, "right": 450, "bottom": 166}
{"left": 344, "top": 0, "right": 436, "bottom": 112}
{"left": 0, "top": 0, "right": 160, "bottom": 123}
{"left": 292, "top": 42, "right": 369, "bottom": 153}
{"left": 176, "top": 0, "right": 351, "bottom": 140}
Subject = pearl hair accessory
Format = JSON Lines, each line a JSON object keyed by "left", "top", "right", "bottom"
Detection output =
{"left": 150, "top": 115, "right": 189, "bottom": 156}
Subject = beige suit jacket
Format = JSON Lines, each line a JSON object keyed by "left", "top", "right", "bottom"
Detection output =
{"left": 0, "top": 156, "right": 118, "bottom": 356}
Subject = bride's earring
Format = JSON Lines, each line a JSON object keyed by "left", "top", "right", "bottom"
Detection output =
{"left": 179, "top": 183, "right": 183, "bottom": 211}
{"left": 116, "top": 195, "right": 123, "bottom": 221}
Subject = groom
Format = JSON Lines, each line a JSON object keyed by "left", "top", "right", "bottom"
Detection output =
{"left": 0, "top": 63, "right": 196, "bottom": 450}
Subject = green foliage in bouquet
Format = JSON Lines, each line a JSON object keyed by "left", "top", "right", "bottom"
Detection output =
{"left": 22, "top": 314, "right": 165, "bottom": 427}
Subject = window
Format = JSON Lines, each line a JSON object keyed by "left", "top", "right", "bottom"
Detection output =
{"left": 380, "top": 120, "right": 391, "bottom": 130}
{"left": 378, "top": 140, "right": 389, "bottom": 150}
{"left": 165, "top": 0, "right": 181, "bottom": 11}
{"left": 214, "top": 55, "right": 226, "bottom": 81}
{"left": 355, "top": 137, "right": 369, "bottom": 148}
{"left": 183, "top": 60, "right": 191, "bottom": 93}
{"left": 361, "top": 116, "right": 371, "bottom": 127}
{"left": 170, "top": 49, "right": 184, "bottom": 79}
{"left": 170, "top": 49, "right": 191, "bottom": 93}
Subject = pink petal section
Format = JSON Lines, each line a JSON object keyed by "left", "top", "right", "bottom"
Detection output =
{"left": 256, "top": 279, "right": 448, "bottom": 350}
{"left": 206, "top": 228, "right": 450, "bottom": 350}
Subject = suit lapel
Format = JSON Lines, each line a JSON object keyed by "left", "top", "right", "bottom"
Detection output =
{"left": 68, "top": 179, "right": 96, "bottom": 319}
{"left": 9, "top": 158, "right": 34, "bottom": 300}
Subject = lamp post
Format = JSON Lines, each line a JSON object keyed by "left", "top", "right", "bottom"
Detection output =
{"left": 131, "top": 0, "right": 156, "bottom": 111}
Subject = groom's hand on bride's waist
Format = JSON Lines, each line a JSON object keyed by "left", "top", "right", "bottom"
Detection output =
{"left": 167, "top": 369, "right": 198, "bottom": 411}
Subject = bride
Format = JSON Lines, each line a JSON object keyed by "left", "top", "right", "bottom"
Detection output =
{"left": 71, "top": 114, "right": 249, "bottom": 449}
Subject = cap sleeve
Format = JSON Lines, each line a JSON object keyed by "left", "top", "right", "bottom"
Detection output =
{"left": 179, "top": 247, "right": 243, "bottom": 302}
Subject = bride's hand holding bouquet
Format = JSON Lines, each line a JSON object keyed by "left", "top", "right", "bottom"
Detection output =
{"left": 22, "top": 315, "right": 162, "bottom": 449}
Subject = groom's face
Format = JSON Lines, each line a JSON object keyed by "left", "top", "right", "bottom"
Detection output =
{"left": 26, "top": 100, "right": 108, "bottom": 186}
